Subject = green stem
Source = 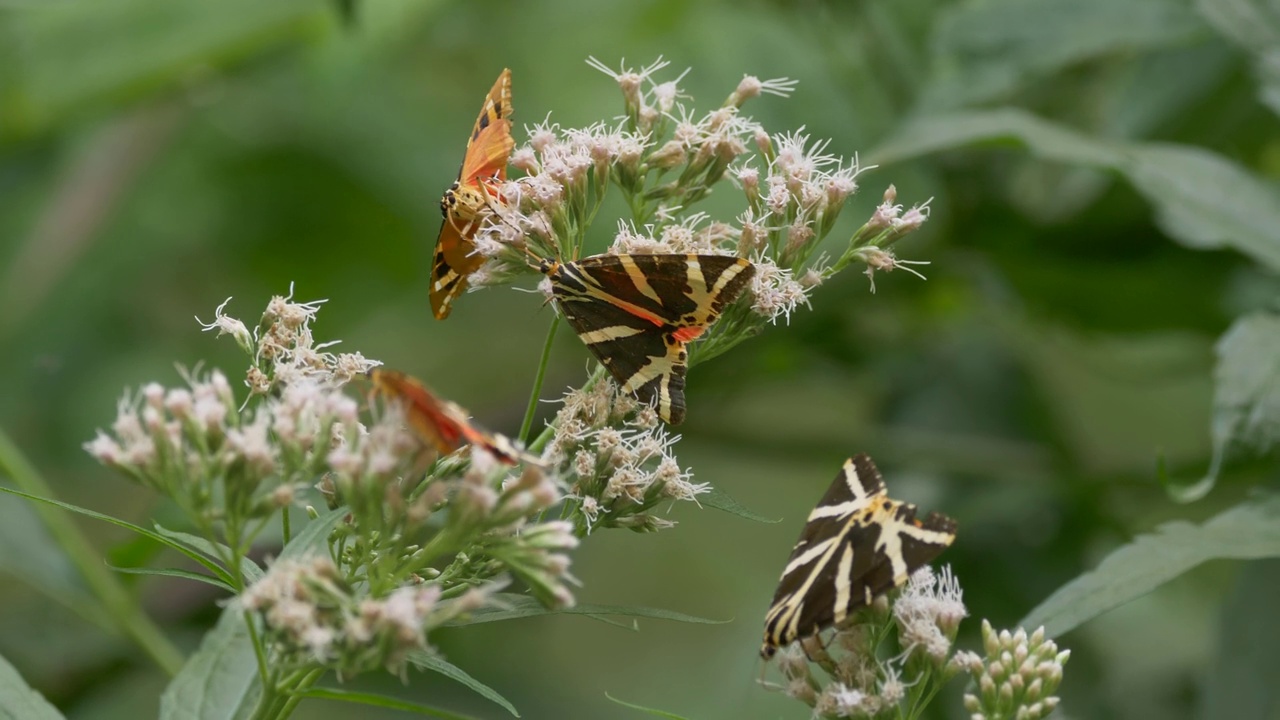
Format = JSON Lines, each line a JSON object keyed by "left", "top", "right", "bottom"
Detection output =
{"left": 526, "top": 365, "right": 607, "bottom": 454}
{"left": 0, "top": 427, "right": 185, "bottom": 675}
{"left": 417, "top": 525, "right": 464, "bottom": 569}
{"left": 245, "top": 610, "right": 273, "bottom": 688}
{"left": 519, "top": 315, "right": 560, "bottom": 445}
{"left": 272, "top": 668, "right": 325, "bottom": 719}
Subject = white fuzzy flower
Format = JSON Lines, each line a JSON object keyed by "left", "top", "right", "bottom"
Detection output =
{"left": 749, "top": 257, "right": 812, "bottom": 324}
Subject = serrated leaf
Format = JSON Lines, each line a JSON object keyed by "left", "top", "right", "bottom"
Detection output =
{"left": 699, "top": 486, "right": 779, "bottom": 524}
{"left": 159, "top": 509, "right": 346, "bottom": 720}
{"left": 0, "top": 649, "right": 65, "bottom": 720}
{"left": 1200, "top": 312, "right": 1280, "bottom": 491}
{"left": 450, "top": 594, "right": 727, "bottom": 626}
{"left": 1196, "top": 0, "right": 1280, "bottom": 117}
{"left": 300, "top": 687, "right": 481, "bottom": 719}
{"left": 407, "top": 652, "right": 518, "bottom": 717}
{"left": 871, "top": 108, "right": 1280, "bottom": 272}
{"left": 604, "top": 692, "right": 692, "bottom": 720}
{"left": 1022, "top": 493, "right": 1280, "bottom": 636}
{"left": 1127, "top": 144, "right": 1280, "bottom": 269}
{"left": 153, "top": 524, "right": 264, "bottom": 585}
{"left": 926, "top": 0, "right": 1206, "bottom": 108}
{"left": 1199, "top": 558, "right": 1280, "bottom": 719}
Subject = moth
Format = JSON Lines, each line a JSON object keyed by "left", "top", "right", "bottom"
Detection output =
{"left": 760, "top": 454, "right": 957, "bottom": 659}
{"left": 539, "top": 253, "right": 755, "bottom": 425}
{"left": 367, "top": 368, "right": 533, "bottom": 465}
{"left": 430, "top": 68, "right": 515, "bottom": 320}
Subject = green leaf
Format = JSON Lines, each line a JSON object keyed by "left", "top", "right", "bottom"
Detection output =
{"left": 108, "top": 564, "right": 237, "bottom": 594}
{"left": 1196, "top": 0, "right": 1280, "bottom": 117}
{"left": 300, "top": 687, "right": 482, "bottom": 719}
{"left": 3, "top": 0, "right": 329, "bottom": 137}
{"left": 604, "top": 691, "right": 692, "bottom": 720}
{"left": 451, "top": 594, "right": 728, "bottom": 626}
{"left": 871, "top": 108, "right": 1280, "bottom": 272}
{"left": 0, "top": 649, "right": 65, "bottom": 720}
{"left": 1126, "top": 144, "right": 1280, "bottom": 269}
{"left": 1198, "top": 313, "right": 1280, "bottom": 492}
{"left": 699, "top": 486, "right": 780, "bottom": 524}
{"left": 1156, "top": 450, "right": 1215, "bottom": 504}
{"left": 1199, "top": 558, "right": 1280, "bottom": 719}
{"left": 153, "top": 524, "right": 265, "bottom": 584}
{"left": 158, "top": 609, "right": 260, "bottom": 720}
{"left": 926, "top": 0, "right": 1207, "bottom": 108}
{"left": 159, "top": 509, "right": 346, "bottom": 720}
{"left": 1101, "top": 43, "right": 1237, "bottom": 139}
{"left": 871, "top": 108, "right": 1119, "bottom": 167}
{"left": 1022, "top": 493, "right": 1280, "bottom": 636}
{"left": 0, "top": 486, "right": 111, "bottom": 629}
{"left": 407, "top": 652, "right": 519, "bottom": 717}
{"left": 0, "top": 485, "right": 235, "bottom": 586}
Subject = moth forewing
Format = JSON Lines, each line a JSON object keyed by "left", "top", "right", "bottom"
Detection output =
{"left": 367, "top": 368, "right": 534, "bottom": 465}
{"left": 760, "top": 455, "right": 957, "bottom": 659}
{"left": 542, "top": 253, "right": 754, "bottom": 425}
{"left": 431, "top": 68, "right": 514, "bottom": 320}
{"left": 469, "top": 68, "right": 512, "bottom": 142}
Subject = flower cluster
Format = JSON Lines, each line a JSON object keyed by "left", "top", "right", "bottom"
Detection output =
{"left": 465, "top": 59, "right": 932, "bottom": 353}
{"left": 542, "top": 376, "right": 705, "bottom": 534}
{"left": 766, "top": 566, "right": 970, "bottom": 718}
{"left": 765, "top": 566, "right": 1070, "bottom": 719}
{"left": 950, "top": 620, "right": 1069, "bottom": 720}
{"left": 198, "top": 286, "right": 378, "bottom": 395}
{"left": 240, "top": 555, "right": 501, "bottom": 678}
{"left": 893, "top": 565, "right": 969, "bottom": 663}
{"left": 327, "top": 425, "right": 577, "bottom": 610}
{"left": 86, "top": 291, "right": 582, "bottom": 685}
{"left": 84, "top": 291, "right": 376, "bottom": 565}
{"left": 79, "top": 61, "right": 954, "bottom": 718}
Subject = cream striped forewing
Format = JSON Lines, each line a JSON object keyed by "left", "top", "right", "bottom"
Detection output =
{"left": 761, "top": 454, "right": 957, "bottom": 658}
{"left": 541, "top": 253, "right": 754, "bottom": 425}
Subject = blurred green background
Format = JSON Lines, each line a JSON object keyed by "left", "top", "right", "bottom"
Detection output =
{"left": 2, "top": 0, "right": 1279, "bottom": 718}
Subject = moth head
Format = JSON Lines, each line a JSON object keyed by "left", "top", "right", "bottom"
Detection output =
{"left": 439, "top": 181, "right": 461, "bottom": 216}
{"left": 448, "top": 183, "right": 492, "bottom": 223}
{"left": 537, "top": 257, "right": 560, "bottom": 276}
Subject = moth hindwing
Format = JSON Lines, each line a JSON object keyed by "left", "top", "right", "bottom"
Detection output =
{"left": 541, "top": 253, "right": 755, "bottom": 425}
{"left": 760, "top": 454, "right": 957, "bottom": 658}
{"left": 430, "top": 68, "right": 515, "bottom": 320}
{"left": 367, "top": 368, "right": 532, "bottom": 465}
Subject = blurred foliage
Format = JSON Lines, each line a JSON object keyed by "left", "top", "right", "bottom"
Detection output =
{"left": 1, "top": 0, "right": 1279, "bottom": 718}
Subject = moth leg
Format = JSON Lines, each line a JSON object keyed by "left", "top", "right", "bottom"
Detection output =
{"left": 800, "top": 634, "right": 836, "bottom": 666}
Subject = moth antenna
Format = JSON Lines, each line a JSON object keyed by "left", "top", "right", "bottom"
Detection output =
{"left": 518, "top": 242, "right": 552, "bottom": 272}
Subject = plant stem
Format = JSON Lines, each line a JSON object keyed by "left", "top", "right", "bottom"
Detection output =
{"left": 273, "top": 668, "right": 325, "bottom": 718}
{"left": 519, "top": 314, "right": 560, "bottom": 444}
{"left": 526, "top": 364, "right": 607, "bottom": 454}
{"left": 281, "top": 505, "right": 292, "bottom": 545}
{"left": 0, "top": 427, "right": 185, "bottom": 675}
{"left": 245, "top": 610, "right": 273, "bottom": 688}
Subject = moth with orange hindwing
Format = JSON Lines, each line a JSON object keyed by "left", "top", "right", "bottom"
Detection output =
{"left": 430, "top": 69, "right": 515, "bottom": 320}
